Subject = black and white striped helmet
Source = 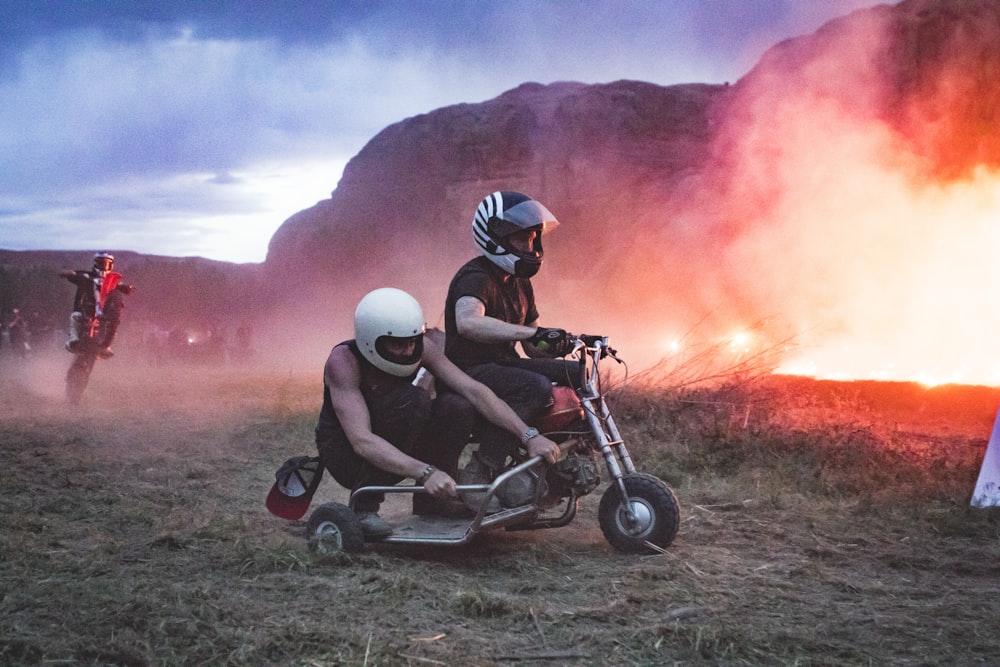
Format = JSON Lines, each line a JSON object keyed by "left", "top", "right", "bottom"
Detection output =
{"left": 472, "top": 191, "right": 559, "bottom": 278}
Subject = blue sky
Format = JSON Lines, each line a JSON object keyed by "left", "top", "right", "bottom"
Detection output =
{"left": 0, "top": 1, "right": 893, "bottom": 263}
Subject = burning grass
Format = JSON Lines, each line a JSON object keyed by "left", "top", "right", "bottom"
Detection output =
{"left": 2, "top": 354, "right": 1000, "bottom": 665}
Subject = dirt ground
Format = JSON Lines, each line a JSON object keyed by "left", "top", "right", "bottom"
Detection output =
{"left": 2, "top": 353, "right": 1000, "bottom": 666}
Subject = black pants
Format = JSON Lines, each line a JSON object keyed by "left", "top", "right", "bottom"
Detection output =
{"left": 465, "top": 358, "right": 579, "bottom": 471}
{"left": 316, "top": 384, "right": 474, "bottom": 511}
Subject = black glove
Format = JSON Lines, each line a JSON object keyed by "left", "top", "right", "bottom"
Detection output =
{"left": 529, "top": 327, "right": 574, "bottom": 357}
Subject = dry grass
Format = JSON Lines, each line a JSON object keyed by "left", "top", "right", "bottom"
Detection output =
{"left": 2, "top": 352, "right": 1000, "bottom": 666}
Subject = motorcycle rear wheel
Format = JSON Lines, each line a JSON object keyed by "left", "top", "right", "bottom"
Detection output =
{"left": 306, "top": 502, "right": 365, "bottom": 554}
{"left": 598, "top": 473, "right": 680, "bottom": 554}
{"left": 65, "top": 352, "right": 97, "bottom": 405}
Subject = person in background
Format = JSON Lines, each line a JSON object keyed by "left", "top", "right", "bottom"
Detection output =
{"left": 6, "top": 308, "right": 28, "bottom": 357}
{"left": 315, "top": 287, "right": 561, "bottom": 539}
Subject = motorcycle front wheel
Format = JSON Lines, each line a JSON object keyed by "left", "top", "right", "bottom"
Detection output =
{"left": 306, "top": 502, "right": 365, "bottom": 554}
{"left": 598, "top": 473, "right": 680, "bottom": 554}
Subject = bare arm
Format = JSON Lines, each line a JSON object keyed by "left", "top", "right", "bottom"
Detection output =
{"left": 454, "top": 296, "right": 536, "bottom": 343}
{"left": 423, "top": 338, "right": 561, "bottom": 464}
{"left": 325, "top": 346, "right": 456, "bottom": 497}
{"left": 455, "top": 295, "right": 558, "bottom": 358}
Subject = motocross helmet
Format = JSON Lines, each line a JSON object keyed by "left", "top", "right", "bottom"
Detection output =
{"left": 354, "top": 287, "right": 426, "bottom": 377}
{"left": 93, "top": 252, "right": 115, "bottom": 275}
{"left": 472, "top": 191, "right": 559, "bottom": 278}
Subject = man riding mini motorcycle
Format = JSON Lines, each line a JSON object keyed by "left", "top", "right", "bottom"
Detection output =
{"left": 59, "top": 252, "right": 134, "bottom": 358}
{"left": 444, "top": 191, "right": 578, "bottom": 511}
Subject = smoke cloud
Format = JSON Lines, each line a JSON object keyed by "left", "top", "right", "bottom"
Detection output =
{"left": 687, "top": 3, "right": 1000, "bottom": 385}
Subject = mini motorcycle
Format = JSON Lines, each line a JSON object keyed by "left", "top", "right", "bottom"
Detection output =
{"left": 305, "top": 334, "right": 681, "bottom": 555}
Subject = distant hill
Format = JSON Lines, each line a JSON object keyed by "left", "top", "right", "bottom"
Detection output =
{"left": 0, "top": 249, "right": 260, "bottom": 351}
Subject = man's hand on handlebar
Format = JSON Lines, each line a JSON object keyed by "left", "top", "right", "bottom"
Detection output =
{"left": 424, "top": 470, "right": 458, "bottom": 499}
{"left": 527, "top": 434, "right": 561, "bottom": 465}
{"left": 528, "top": 327, "right": 575, "bottom": 357}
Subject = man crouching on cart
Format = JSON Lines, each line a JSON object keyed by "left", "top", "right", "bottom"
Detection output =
{"left": 315, "top": 287, "right": 561, "bottom": 540}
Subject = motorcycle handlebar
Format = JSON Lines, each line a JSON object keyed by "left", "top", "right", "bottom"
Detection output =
{"left": 570, "top": 333, "right": 620, "bottom": 361}
{"left": 576, "top": 334, "right": 608, "bottom": 347}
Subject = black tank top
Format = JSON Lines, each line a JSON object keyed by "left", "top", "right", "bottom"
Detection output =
{"left": 317, "top": 340, "right": 419, "bottom": 433}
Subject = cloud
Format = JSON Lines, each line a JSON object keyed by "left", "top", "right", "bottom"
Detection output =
{"left": 0, "top": 31, "right": 435, "bottom": 260}
{"left": 2, "top": 34, "right": 372, "bottom": 181}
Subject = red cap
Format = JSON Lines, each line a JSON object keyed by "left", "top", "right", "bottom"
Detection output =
{"left": 265, "top": 456, "right": 322, "bottom": 520}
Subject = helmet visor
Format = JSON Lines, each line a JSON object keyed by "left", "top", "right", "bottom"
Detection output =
{"left": 374, "top": 334, "right": 424, "bottom": 367}
{"left": 490, "top": 199, "right": 559, "bottom": 238}
{"left": 94, "top": 257, "right": 114, "bottom": 272}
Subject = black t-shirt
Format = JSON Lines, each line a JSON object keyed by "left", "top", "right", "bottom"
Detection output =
{"left": 444, "top": 257, "right": 539, "bottom": 368}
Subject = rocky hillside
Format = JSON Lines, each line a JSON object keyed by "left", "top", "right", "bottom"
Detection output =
{"left": 264, "top": 80, "right": 722, "bottom": 329}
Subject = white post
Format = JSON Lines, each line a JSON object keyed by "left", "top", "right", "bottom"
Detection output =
{"left": 971, "top": 406, "right": 1000, "bottom": 507}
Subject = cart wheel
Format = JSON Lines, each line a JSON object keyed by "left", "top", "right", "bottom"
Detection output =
{"left": 598, "top": 473, "right": 680, "bottom": 554}
{"left": 306, "top": 502, "right": 365, "bottom": 554}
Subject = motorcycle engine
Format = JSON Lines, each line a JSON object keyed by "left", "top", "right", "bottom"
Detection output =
{"left": 498, "top": 452, "right": 601, "bottom": 508}
{"left": 546, "top": 452, "right": 600, "bottom": 498}
{"left": 497, "top": 468, "right": 547, "bottom": 508}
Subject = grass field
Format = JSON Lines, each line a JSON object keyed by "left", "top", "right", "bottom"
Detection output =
{"left": 2, "top": 351, "right": 1000, "bottom": 666}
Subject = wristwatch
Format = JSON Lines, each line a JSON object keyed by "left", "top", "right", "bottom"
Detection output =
{"left": 520, "top": 427, "right": 540, "bottom": 445}
{"left": 417, "top": 464, "right": 437, "bottom": 485}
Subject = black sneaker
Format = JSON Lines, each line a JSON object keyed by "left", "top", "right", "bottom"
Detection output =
{"left": 412, "top": 494, "right": 475, "bottom": 518}
{"left": 457, "top": 453, "right": 502, "bottom": 514}
{"left": 355, "top": 511, "right": 392, "bottom": 540}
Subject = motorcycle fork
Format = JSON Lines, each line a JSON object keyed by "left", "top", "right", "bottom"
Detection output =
{"left": 581, "top": 392, "right": 637, "bottom": 506}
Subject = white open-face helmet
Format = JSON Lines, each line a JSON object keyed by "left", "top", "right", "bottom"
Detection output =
{"left": 472, "top": 191, "right": 559, "bottom": 278}
{"left": 354, "top": 288, "right": 426, "bottom": 377}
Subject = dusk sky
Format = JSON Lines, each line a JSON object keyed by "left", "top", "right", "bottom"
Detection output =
{"left": 1, "top": 1, "right": 895, "bottom": 263}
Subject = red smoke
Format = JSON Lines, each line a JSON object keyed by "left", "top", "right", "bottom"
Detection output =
{"left": 635, "top": 1, "right": 1000, "bottom": 387}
